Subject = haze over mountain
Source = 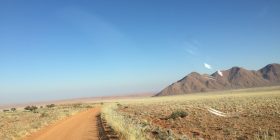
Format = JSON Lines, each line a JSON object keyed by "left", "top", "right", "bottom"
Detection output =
{"left": 156, "top": 63, "right": 280, "bottom": 96}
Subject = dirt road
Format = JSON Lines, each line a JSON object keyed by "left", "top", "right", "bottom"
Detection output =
{"left": 24, "top": 107, "right": 101, "bottom": 140}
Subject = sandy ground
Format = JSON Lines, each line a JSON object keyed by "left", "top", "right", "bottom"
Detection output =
{"left": 23, "top": 107, "right": 101, "bottom": 140}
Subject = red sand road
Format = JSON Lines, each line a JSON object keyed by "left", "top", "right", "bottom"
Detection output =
{"left": 24, "top": 107, "right": 100, "bottom": 140}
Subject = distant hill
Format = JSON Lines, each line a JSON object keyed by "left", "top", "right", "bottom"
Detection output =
{"left": 156, "top": 63, "right": 280, "bottom": 96}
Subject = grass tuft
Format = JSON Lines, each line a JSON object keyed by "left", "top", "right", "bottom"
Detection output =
{"left": 168, "top": 110, "right": 188, "bottom": 119}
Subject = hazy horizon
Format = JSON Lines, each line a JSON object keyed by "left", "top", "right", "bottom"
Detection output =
{"left": 1, "top": 0, "right": 280, "bottom": 104}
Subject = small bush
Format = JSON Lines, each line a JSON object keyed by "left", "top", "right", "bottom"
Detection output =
{"left": 40, "top": 112, "right": 49, "bottom": 117}
{"left": 3, "top": 109, "right": 9, "bottom": 112}
{"left": 11, "top": 108, "right": 16, "bottom": 112}
{"left": 24, "top": 106, "right": 38, "bottom": 112}
{"left": 168, "top": 110, "right": 188, "bottom": 119}
{"left": 24, "top": 106, "right": 31, "bottom": 111}
{"left": 72, "top": 103, "right": 82, "bottom": 108}
{"left": 46, "top": 104, "right": 55, "bottom": 108}
{"left": 117, "top": 103, "right": 122, "bottom": 106}
{"left": 86, "top": 105, "right": 93, "bottom": 108}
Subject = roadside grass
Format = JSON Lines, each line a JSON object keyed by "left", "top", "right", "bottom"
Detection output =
{"left": 0, "top": 103, "right": 96, "bottom": 140}
{"left": 102, "top": 104, "right": 155, "bottom": 140}
{"left": 101, "top": 86, "right": 280, "bottom": 140}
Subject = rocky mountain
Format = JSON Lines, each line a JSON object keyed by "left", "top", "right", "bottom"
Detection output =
{"left": 156, "top": 63, "right": 280, "bottom": 96}
{"left": 259, "top": 63, "right": 280, "bottom": 82}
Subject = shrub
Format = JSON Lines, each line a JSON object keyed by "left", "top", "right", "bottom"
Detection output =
{"left": 24, "top": 106, "right": 38, "bottom": 112}
{"left": 168, "top": 110, "right": 188, "bottom": 119}
{"left": 24, "top": 106, "right": 31, "bottom": 111}
{"left": 86, "top": 105, "right": 93, "bottom": 108}
{"left": 11, "top": 108, "right": 16, "bottom": 112}
{"left": 40, "top": 112, "right": 49, "bottom": 117}
{"left": 117, "top": 103, "right": 122, "bottom": 106}
{"left": 73, "top": 103, "right": 82, "bottom": 108}
{"left": 3, "top": 109, "right": 9, "bottom": 112}
{"left": 46, "top": 104, "right": 55, "bottom": 108}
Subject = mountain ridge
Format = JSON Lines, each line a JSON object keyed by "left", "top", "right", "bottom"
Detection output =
{"left": 156, "top": 63, "right": 280, "bottom": 96}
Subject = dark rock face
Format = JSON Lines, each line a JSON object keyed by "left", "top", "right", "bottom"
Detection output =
{"left": 259, "top": 63, "right": 280, "bottom": 82}
{"left": 156, "top": 63, "right": 280, "bottom": 96}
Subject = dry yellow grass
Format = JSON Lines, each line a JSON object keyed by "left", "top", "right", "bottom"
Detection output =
{"left": 0, "top": 103, "right": 96, "bottom": 140}
{"left": 101, "top": 86, "right": 280, "bottom": 140}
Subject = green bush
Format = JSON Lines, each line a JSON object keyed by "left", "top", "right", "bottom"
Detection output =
{"left": 72, "top": 103, "right": 82, "bottom": 108}
{"left": 24, "top": 106, "right": 38, "bottom": 112}
{"left": 116, "top": 103, "right": 122, "bottom": 106}
{"left": 11, "top": 108, "right": 16, "bottom": 112}
{"left": 168, "top": 110, "right": 188, "bottom": 119}
{"left": 86, "top": 105, "right": 93, "bottom": 108}
{"left": 46, "top": 104, "right": 55, "bottom": 108}
{"left": 40, "top": 112, "right": 49, "bottom": 117}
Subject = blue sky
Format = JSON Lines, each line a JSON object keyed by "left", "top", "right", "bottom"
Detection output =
{"left": 0, "top": 0, "right": 280, "bottom": 104}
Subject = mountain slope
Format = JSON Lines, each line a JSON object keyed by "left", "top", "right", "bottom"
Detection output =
{"left": 156, "top": 63, "right": 280, "bottom": 96}
{"left": 259, "top": 63, "right": 280, "bottom": 82}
